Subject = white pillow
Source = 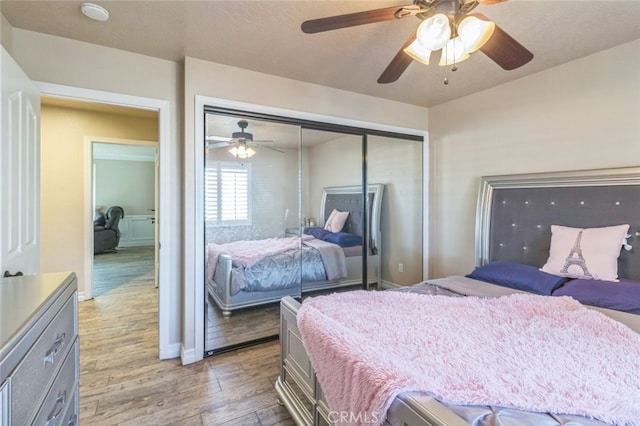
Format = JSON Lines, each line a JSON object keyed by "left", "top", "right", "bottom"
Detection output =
{"left": 540, "top": 224, "right": 629, "bottom": 282}
{"left": 324, "top": 208, "right": 349, "bottom": 233}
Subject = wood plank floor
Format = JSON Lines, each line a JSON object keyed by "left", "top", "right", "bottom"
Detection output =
{"left": 80, "top": 248, "right": 294, "bottom": 425}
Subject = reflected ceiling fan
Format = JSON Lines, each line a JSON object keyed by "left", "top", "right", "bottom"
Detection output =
{"left": 206, "top": 120, "right": 284, "bottom": 159}
{"left": 301, "top": 0, "right": 533, "bottom": 84}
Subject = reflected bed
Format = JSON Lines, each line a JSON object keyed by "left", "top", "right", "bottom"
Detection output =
{"left": 206, "top": 184, "right": 384, "bottom": 316}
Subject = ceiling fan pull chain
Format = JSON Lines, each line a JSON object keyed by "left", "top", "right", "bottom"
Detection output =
{"left": 452, "top": 37, "right": 458, "bottom": 72}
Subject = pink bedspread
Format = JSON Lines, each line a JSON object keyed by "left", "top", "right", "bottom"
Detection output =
{"left": 297, "top": 291, "right": 640, "bottom": 426}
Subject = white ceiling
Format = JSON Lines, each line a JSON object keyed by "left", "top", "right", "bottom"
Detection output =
{"left": 3, "top": 0, "right": 640, "bottom": 108}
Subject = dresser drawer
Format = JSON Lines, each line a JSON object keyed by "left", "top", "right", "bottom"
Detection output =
{"left": 32, "top": 341, "right": 78, "bottom": 426}
{"left": 59, "top": 387, "right": 78, "bottom": 426}
{"left": 10, "top": 294, "right": 77, "bottom": 424}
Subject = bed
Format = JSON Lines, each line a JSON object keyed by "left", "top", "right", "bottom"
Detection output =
{"left": 275, "top": 167, "right": 640, "bottom": 426}
{"left": 207, "top": 184, "right": 384, "bottom": 317}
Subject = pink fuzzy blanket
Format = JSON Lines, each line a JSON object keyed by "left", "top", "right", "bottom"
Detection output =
{"left": 297, "top": 291, "right": 640, "bottom": 426}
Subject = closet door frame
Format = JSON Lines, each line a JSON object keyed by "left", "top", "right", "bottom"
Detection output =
{"left": 186, "top": 95, "right": 426, "bottom": 364}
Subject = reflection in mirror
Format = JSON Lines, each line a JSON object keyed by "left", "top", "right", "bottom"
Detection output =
{"left": 302, "top": 129, "right": 370, "bottom": 296}
{"left": 368, "top": 135, "right": 423, "bottom": 287}
{"left": 202, "top": 111, "right": 423, "bottom": 356}
{"left": 204, "top": 114, "right": 301, "bottom": 354}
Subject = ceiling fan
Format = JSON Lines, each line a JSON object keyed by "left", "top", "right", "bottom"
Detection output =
{"left": 206, "top": 120, "right": 284, "bottom": 159}
{"left": 301, "top": 0, "right": 533, "bottom": 84}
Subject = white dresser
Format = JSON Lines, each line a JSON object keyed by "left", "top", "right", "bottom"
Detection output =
{"left": 0, "top": 272, "right": 78, "bottom": 426}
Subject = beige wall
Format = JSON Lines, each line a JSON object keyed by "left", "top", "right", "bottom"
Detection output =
{"left": 40, "top": 104, "right": 157, "bottom": 288}
{"left": 428, "top": 39, "right": 640, "bottom": 279}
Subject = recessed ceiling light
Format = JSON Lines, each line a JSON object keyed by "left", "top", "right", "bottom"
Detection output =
{"left": 80, "top": 2, "right": 109, "bottom": 22}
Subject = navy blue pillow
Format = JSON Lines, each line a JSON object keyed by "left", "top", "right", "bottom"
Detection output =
{"left": 323, "top": 232, "right": 362, "bottom": 248}
{"left": 305, "top": 227, "right": 331, "bottom": 240}
{"left": 552, "top": 279, "right": 640, "bottom": 314}
{"left": 466, "top": 261, "right": 569, "bottom": 295}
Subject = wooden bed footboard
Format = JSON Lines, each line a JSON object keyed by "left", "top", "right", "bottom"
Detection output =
{"left": 275, "top": 296, "right": 468, "bottom": 426}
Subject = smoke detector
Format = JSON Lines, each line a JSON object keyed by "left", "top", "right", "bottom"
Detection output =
{"left": 81, "top": 3, "right": 109, "bottom": 22}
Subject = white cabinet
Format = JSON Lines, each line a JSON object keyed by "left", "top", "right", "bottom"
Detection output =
{"left": 0, "top": 272, "right": 78, "bottom": 426}
{"left": 118, "top": 215, "right": 155, "bottom": 247}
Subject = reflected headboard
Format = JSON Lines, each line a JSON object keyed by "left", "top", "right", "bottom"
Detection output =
{"left": 475, "top": 167, "right": 640, "bottom": 281}
{"left": 319, "top": 184, "right": 385, "bottom": 254}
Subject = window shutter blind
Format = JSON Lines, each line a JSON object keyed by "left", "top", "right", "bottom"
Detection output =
{"left": 205, "top": 162, "right": 250, "bottom": 225}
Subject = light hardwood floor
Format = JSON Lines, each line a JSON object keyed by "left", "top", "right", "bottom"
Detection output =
{"left": 80, "top": 248, "right": 294, "bottom": 425}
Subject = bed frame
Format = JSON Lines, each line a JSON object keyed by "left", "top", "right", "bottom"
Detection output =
{"left": 275, "top": 167, "right": 640, "bottom": 426}
{"left": 207, "top": 184, "right": 384, "bottom": 317}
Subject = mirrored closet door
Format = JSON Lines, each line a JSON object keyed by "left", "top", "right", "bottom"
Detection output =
{"left": 204, "top": 114, "right": 303, "bottom": 354}
{"left": 202, "top": 108, "right": 424, "bottom": 356}
{"left": 299, "top": 129, "right": 369, "bottom": 292}
{"left": 368, "top": 135, "right": 424, "bottom": 286}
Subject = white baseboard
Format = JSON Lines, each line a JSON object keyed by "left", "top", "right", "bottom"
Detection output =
{"left": 180, "top": 345, "right": 198, "bottom": 365}
{"left": 160, "top": 343, "right": 181, "bottom": 360}
{"left": 379, "top": 280, "right": 401, "bottom": 290}
{"left": 78, "top": 291, "right": 87, "bottom": 301}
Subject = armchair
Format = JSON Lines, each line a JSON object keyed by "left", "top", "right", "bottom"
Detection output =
{"left": 94, "top": 206, "right": 124, "bottom": 254}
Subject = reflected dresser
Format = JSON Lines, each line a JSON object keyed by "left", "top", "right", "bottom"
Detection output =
{"left": 0, "top": 272, "right": 78, "bottom": 425}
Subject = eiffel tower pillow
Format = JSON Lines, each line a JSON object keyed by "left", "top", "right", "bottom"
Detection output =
{"left": 541, "top": 224, "right": 630, "bottom": 281}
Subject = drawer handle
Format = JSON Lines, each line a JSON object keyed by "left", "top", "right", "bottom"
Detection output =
{"left": 45, "top": 390, "right": 67, "bottom": 426}
{"left": 43, "top": 333, "right": 66, "bottom": 366}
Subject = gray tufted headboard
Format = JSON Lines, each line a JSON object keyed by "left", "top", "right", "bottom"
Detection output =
{"left": 475, "top": 167, "right": 640, "bottom": 281}
{"left": 320, "top": 184, "right": 384, "bottom": 255}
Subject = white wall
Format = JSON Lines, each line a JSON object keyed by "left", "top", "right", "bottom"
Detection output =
{"left": 95, "top": 159, "right": 155, "bottom": 215}
{"left": 429, "top": 39, "right": 640, "bottom": 279}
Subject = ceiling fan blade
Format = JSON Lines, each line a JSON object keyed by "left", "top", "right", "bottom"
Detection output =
{"left": 207, "top": 142, "right": 230, "bottom": 149}
{"left": 377, "top": 34, "right": 416, "bottom": 84}
{"left": 256, "top": 144, "right": 285, "bottom": 154}
{"left": 205, "top": 135, "right": 230, "bottom": 142}
{"left": 474, "top": 13, "right": 533, "bottom": 70}
{"left": 301, "top": 5, "right": 415, "bottom": 34}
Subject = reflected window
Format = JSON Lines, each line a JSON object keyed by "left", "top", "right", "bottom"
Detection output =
{"left": 205, "top": 161, "right": 252, "bottom": 226}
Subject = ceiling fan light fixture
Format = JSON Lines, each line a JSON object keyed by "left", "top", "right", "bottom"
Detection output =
{"left": 229, "top": 144, "right": 256, "bottom": 159}
{"left": 416, "top": 14, "right": 451, "bottom": 51}
{"left": 403, "top": 40, "right": 432, "bottom": 65}
{"left": 439, "top": 37, "right": 470, "bottom": 66}
{"left": 458, "top": 16, "right": 495, "bottom": 53}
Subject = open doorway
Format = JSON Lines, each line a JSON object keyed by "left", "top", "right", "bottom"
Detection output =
{"left": 39, "top": 94, "right": 170, "bottom": 344}
{"left": 91, "top": 140, "right": 158, "bottom": 298}
{"left": 37, "top": 84, "right": 175, "bottom": 360}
